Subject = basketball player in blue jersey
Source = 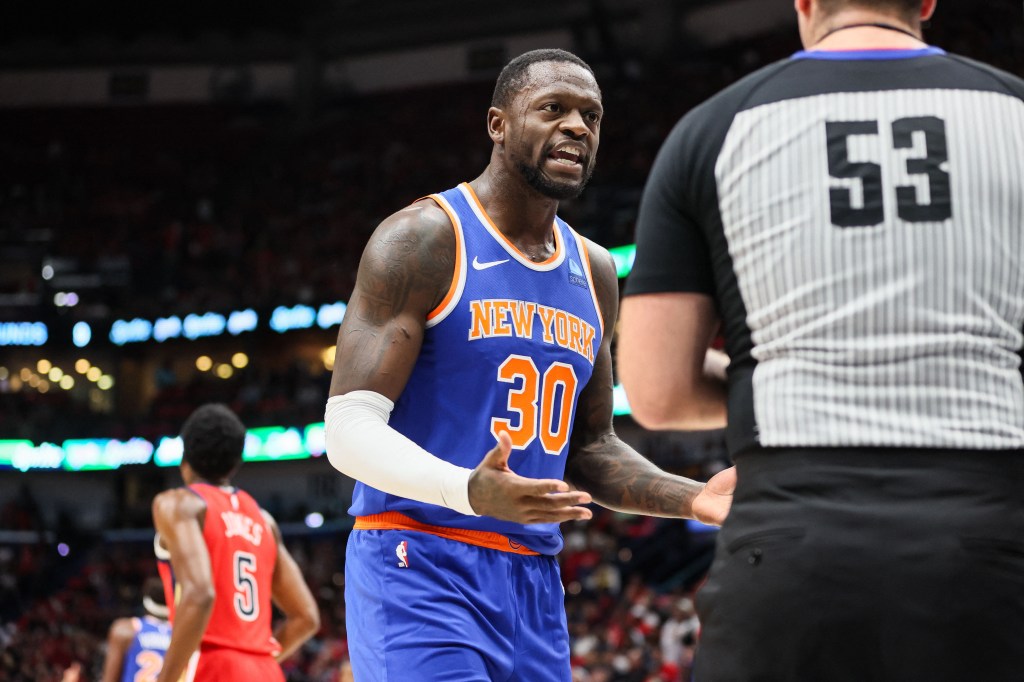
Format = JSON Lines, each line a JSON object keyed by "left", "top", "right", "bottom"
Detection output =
{"left": 324, "top": 48, "right": 735, "bottom": 682}
{"left": 100, "top": 578, "right": 172, "bottom": 682}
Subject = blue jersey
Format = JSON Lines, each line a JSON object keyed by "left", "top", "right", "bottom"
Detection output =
{"left": 349, "top": 182, "right": 604, "bottom": 555}
{"left": 122, "top": 616, "right": 171, "bottom": 682}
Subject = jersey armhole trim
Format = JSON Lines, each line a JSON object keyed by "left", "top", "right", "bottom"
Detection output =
{"left": 425, "top": 194, "right": 467, "bottom": 327}
{"left": 573, "top": 230, "right": 604, "bottom": 336}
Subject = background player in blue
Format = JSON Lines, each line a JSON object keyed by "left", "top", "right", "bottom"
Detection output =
{"left": 619, "top": 0, "right": 1024, "bottom": 679}
{"left": 100, "top": 578, "right": 172, "bottom": 682}
{"left": 324, "top": 49, "right": 735, "bottom": 681}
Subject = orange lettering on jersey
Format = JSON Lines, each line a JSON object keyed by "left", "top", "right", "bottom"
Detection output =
{"left": 468, "top": 300, "right": 494, "bottom": 340}
{"left": 567, "top": 314, "right": 582, "bottom": 356}
{"left": 492, "top": 300, "right": 513, "bottom": 337}
{"left": 554, "top": 311, "right": 570, "bottom": 348}
{"left": 581, "top": 323, "right": 596, "bottom": 363}
{"left": 509, "top": 301, "right": 537, "bottom": 338}
{"left": 467, "top": 299, "right": 596, "bottom": 364}
{"left": 537, "top": 305, "right": 558, "bottom": 343}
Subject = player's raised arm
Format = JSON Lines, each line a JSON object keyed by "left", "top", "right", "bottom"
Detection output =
{"left": 564, "top": 239, "right": 733, "bottom": 526}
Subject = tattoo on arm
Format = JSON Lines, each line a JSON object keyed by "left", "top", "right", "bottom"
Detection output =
{"left": 565, "top": 241, "right": 702, "bottom": 518}
{"left": 567, "top": 413, "right": 702, "bottom": 518}
{"left": 330, "top": 202, "right": 456, "bottom": 396}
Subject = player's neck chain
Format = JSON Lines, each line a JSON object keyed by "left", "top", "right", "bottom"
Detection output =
{"left": 817, "top": 22, "right": 923, "bottom": 44}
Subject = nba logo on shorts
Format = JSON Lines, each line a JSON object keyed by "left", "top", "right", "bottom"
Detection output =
{"left": 396, "top": 541, "right": 409, "bottom": 568}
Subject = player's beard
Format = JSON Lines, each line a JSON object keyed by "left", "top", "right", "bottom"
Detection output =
{"left": 515, "top": 152, "right": 594, "bottom": 201}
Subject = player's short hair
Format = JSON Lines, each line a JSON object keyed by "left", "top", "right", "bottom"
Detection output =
{"left": 180, "top": 403, "right": 246, "bottom": 480}
{"left": 491, "top": 49, "right": 597, "bottom": 109}
{"left": 818, "top": 0, "right": 921, "bottom": 20}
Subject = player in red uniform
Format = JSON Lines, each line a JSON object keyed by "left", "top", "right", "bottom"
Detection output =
{"left": 153, "top": 403, "right": 319, "bottom": 682}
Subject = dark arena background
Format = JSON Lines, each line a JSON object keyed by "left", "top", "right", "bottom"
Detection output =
{"left": 1, "top": 2, "right": 1020, "bottom": 680}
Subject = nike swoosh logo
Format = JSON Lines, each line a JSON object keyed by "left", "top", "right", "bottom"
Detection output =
{"left": 472, "top": 256, "right": 510, "bottom": 270}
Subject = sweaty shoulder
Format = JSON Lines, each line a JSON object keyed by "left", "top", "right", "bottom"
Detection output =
{"left": 152, "top": 487, "right": 206, "bottom": 521}
{"left": 373, "top": 198, "right": 456, "bottom": 254}
{"left": 359, "top": 197, "right": 458, "bottom": 314}
{"left": 383, "top": 197, "right": 455, "bottom": 238}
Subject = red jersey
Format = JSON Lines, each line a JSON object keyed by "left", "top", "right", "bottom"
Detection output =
{"left": 157, "top": 483, "right": 280, "bottom": 656}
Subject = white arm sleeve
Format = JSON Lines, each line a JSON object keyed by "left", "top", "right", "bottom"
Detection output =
{"left": 324, "top": 391, "right": 478, "bottom": 516}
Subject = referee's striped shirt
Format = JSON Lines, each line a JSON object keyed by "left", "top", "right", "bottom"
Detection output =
{"left": 626, "top": 47, "right": 1024, "bottom": 456}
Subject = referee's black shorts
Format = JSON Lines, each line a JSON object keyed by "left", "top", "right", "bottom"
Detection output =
{"left": 693, "top": 447, "right": 1024, "bottom": 682}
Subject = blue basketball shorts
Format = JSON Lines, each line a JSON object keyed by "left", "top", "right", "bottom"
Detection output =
{"left": 345, "top": 528, "right": 570, "bottom": 682}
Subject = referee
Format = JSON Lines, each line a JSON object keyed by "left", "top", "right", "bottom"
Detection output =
{"left": 618, "top": 0, "right": 1024, "bottom": 680}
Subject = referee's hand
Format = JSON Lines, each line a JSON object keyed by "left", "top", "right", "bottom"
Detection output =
{"left": 468, "top": 431, "right": 594, "bottom": 524}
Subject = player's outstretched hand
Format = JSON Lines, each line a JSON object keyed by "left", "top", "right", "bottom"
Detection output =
{"left": 468, "top": 431, "right": 593, "bottom": 524}
{"left": 690, "top": 465, "right": 736, "bottom": 527}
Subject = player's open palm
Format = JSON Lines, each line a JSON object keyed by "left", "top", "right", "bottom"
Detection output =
{"left": 468, "top": 431, "right": 593, "bottom": 524}
{"left": 690, "top": 465, "right": 735, "bottom": 527}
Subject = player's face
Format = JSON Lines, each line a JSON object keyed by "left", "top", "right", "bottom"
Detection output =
{"left": 505, "top": 62, "right": 602, "bottom": 200}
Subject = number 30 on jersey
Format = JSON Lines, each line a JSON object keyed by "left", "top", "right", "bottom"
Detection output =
{"left": 491, "top": 355, "right": 578, "bottom": 455}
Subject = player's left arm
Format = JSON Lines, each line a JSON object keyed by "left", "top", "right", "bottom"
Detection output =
{"left": 99, "top": 617, "right": 135, "bottom": 682}
{"left": 262, "top": 510, "right": 320, "bottom": 662}
{"left": 563, "top": 240, "right": 734, "bottom": 526}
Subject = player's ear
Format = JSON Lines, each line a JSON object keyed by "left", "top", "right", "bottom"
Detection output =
{"left": 920, "top": 0, "right": 936, "bottom": 21}
{"left": 487, "top": 106, "right": 506, "bottom": 145}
